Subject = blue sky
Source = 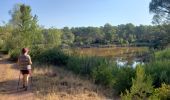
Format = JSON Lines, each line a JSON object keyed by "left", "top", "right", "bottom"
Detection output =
{"left": 0, "top": 0, "right": 153, "bottom": 28}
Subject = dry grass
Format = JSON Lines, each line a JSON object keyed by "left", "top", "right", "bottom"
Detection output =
{"left": 67, "top": 47, "right": 148, "bottom": 59}
{"left": 32, "top": 65, "right": 116, "bottom": 100}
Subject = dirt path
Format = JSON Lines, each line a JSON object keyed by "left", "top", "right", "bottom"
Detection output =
{"left": 0, "top": 54, "right": 37, "bottom": 100}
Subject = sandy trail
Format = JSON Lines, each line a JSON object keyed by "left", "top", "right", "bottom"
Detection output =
{"left": 0, "top": 54, "right": 37, "bottom": 100}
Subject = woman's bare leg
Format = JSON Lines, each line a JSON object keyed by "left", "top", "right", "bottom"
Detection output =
{"left": 23, "top": 74, "right": 29, "bottom": 90}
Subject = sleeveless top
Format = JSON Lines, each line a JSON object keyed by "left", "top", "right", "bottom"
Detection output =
{"left": 18, "top": 54, "right": 31, "bottom": 70}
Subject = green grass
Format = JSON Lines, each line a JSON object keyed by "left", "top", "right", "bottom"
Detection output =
{"left": 155, "top": 48, "right": 170, "bottom": 60}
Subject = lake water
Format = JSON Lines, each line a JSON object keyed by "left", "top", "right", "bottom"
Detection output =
{"left": 116, "top": 58, "right": 144, "bottom": 68}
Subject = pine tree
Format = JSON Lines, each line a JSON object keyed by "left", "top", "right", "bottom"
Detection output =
{"left": 121, "top": 66, "right": 154, "bottom": 100}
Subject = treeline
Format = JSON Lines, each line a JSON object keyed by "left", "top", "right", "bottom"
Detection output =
{"left": 3, "top": 22, "right": 170, "bottom": 49}
{"left": 1, "top": 4, "right": 170, "bottom": 53}
{"left": 71, "top": 23, "right": 170, "bottom": 49}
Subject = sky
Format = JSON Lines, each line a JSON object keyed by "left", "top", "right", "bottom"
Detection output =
{"left": 0, "top": 0, "right": 153, "bottom": 28}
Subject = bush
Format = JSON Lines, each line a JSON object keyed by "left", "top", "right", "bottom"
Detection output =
{"left": 66, "top": 55, "right": 107, "bottom": 75}
{"left": 36, "top": 48, "right": 69, "bottom": 65}
{"left": 67, "top": 55, "right": 136, "bottom": 93}
{"left": 121, "top": 66, "right": 154, "bottom": 100}
{"left": 114, "top": 66, "right": 135, "bottom": 94}
{"left": 144, "top": 60, "right": 170, "bottom": 87}
{"left": 155, "top": 48, "right": 170, "bottom": 60}
{"left": 91, "top": 62, "right": 116, "bottom": 87}
{"left": 30, "top": 45, "right": 46, "bottom": 60}
{"left": 67, "top": 55, "right": 120, "bottom": 87}
{"left": 150, "top": 84, "right": 170, "bottom": 100}
{"left": 9, "top": 49, "right": 20, "bottom": 61}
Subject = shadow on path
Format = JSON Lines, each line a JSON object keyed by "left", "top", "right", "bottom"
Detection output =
{"left": 0, "top": 78, "right": 33, "bottom": 95}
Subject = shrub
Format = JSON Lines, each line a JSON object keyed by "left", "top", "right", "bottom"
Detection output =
{"left": 121, "top": 66, "right": 154, "bottom": 100}
{"left": 9, "top": 49, "right": 20, "bottom": 61}
{"left": 30, "top": 45, "right": 46, "bottom": 60}
{"left": 36, "top": 48, "right": 69, "bottom": 65}
{"left": 150, "top": 84, "right": 170, "bottom": 100}
{"left": 114, "top": 66, "right": 135, "bottom": 94}
{"left": 155, "top": 48, "right": 170, "bottom": 60}
{"left": 66, "top": 55, "right": 107, "bottom": 75}
{"left": 66, "top": 55, "right": 120, "bottom": 87}
{"left": 144, "top": 60, "right": 170, "bottom": 87}
{"left": 91, "top": 62, "right": 115, "bottom": 87}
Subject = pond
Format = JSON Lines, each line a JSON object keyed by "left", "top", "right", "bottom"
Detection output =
{"left": 116, "top": 58, "right": 144, "bottom": 68}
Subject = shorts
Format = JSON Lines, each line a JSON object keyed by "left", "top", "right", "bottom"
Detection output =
{"left": 20, "top": 70, "right": 31, "bottom": 75}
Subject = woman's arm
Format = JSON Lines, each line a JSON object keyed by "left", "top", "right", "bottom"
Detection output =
{"left": 28, "top": 55, "right": 32, "bottom": 65}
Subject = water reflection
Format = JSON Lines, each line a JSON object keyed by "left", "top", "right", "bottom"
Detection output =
{"left": 116, "top": 58, "right": 144, "bottom": 68}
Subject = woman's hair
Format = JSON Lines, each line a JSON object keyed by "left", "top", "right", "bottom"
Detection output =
{"left": 22, "top": 48, "right": 29, "bottom": 54}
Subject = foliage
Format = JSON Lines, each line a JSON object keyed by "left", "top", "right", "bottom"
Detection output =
{"left": 5, "top": 4, "right": 44, "bottom": 57}
{"left": 149, "top": 0, "right": 170, "bottom": 24}
{"left": 66, "top": 54, "right": 136, "bottom": 92}
{"left": 9, "top": 49, "right": 20, "bottom": 61}
{"left": 35, "top": 48, "right": 69, "bottom": 65}
{"left": 2, "top": 3, "right": 170, "bottom": 51}
{"left": 61, "top": 27, "right": 75, "bottom": 46}
{"left": 155, "top": 48, "right": 170, "bottom": 60}
{"left": 144, "top": 60, "right": 170, "bottom": 87}
{"left": 121, "top": 66, "right": 154, "bottom": 100}
{"left": 42, "top": 28, "right": 62, "bottom": 48}
{"left": 113, "top": 67, "right": 135, "bottom": 94}
{"left": 29, "top": 45, "right": 46, "bottom": 60}
{"left": 103, "top": 23, "right": 116, "bottom": 43}
{"left": 66, "top": 55, "right": 107, "bottom": 75}
{"left": 150, "top": 84, "right": 170, "bottom": 100}
{"left": 91, "top": 62, "right": 115, "bottom": 87}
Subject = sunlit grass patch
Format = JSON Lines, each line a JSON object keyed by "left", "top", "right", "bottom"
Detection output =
{"left": 32, "top": 65, "right": 112, "bottom": 100}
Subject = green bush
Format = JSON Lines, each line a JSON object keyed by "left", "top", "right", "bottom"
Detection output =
{"left": 66, "top": 56, "right": 81, "bottom": 74}
{"left": 150, "top": 84, "right": 170, "bottom": 100}
{"left": 67, "top": 55, "right": 136, "bottom": 93}
{"left": 66, "top": 55, "right": 107, "bottom": 75}
{"left": 67, "top": 55, "right": 120, "bottom": 87}
{"left": 30, "top": 45, "right": 46, "bottom": 60}
{"left": 36, "top": 48, "right": 69, "bottom": 65}
{"left": 121, "top": 66, "right": 154, "bottom": 100}
{"left": 155, "top": 48, "right": 170, "bottom": 60}
{"left": 144, "top": 60, "right": 170, "bottom": 87}
{"left": 91, "top": 62, "right": 115, "bottom": 87}
{"left": 9, "top": 49, "right": 20, "bottom": 61}
{"left": 114, "top": 66, "right": 135, "bottom": 94}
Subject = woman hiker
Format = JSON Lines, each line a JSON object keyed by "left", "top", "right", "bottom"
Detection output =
{"left": 17, "top": 48, "right": 32, "bottom": 91}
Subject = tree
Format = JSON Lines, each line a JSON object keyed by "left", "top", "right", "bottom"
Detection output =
{"left": 103, "top": 23, "right": 116, "bottom": 44}
{"left": 0, "top": 25, "right": 13, "bottom": 49}
{"left": 61, "top": 27, "right": 75, "bottom": 46}
{"left": 8, "top": 3, "right": 22, "bottom": 29}
{"left": 5, "top": 3, "right": 44, "bottom": 56}
{"left": 149, "top": 0, "right": 170, "bottom": 24}
{"left": 43, "top": 28, "right": 62, "bottom": 48}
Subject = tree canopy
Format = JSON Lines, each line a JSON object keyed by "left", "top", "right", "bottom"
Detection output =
{"left": 149, "top": 0, "right": 170, "bottom": 24}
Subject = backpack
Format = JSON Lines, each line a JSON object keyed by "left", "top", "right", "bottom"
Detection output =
{"left": 19, "top": 55, "right": 30, "bottom": 67}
